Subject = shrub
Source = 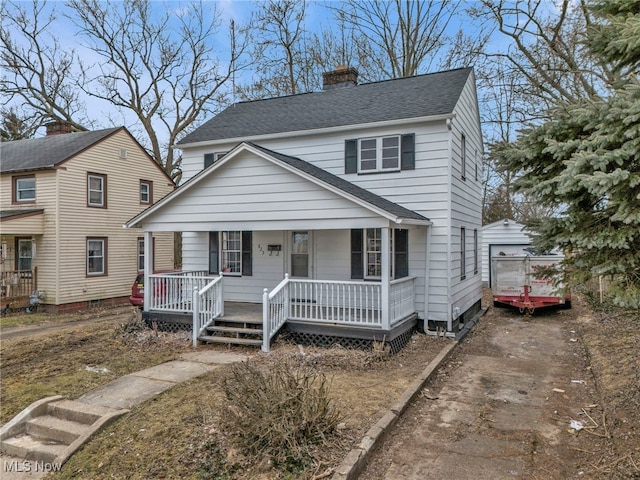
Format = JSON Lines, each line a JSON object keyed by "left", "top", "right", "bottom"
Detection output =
{"left": 219, "top": 359, "right": 342, "bottom": 471}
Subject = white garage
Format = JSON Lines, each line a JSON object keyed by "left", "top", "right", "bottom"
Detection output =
{"left": 481, "top": 219, "right": 531, "bottom": 287}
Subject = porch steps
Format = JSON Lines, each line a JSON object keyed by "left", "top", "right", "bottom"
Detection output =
{"left": 199, "top": 316, "right": 263, "bottom": 347}
{"left": 0, "top": 396, "right": 128, "bottom": 465}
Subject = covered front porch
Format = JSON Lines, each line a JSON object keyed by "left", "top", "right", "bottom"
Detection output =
{"left": 126, "top": 143, "right": 433, "bottom": 351}
{"left": 142, "top": 269, "right": 419, "bottom": 352}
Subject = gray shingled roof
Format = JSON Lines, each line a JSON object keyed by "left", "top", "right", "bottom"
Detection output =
{"left": 0, "top": 128, "right": 121, "bottom": 173}
{"left": 247, "top": 143, "right": 428, "bottom": 222}
{"left": 0, "top": 209, "right": 44, "bottom": 220}
{"left": 178, "top": 68, "right": 472, "bottom": 145}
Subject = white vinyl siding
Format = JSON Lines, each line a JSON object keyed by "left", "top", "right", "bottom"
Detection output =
{"left": 15, "top": 176, "right": 36, "bottom": 202}
{"left": 176, "top": 72, "right": 483, "bottom": 323}
{"left": 0, "top": 129, "right": 174, "bottom": 306}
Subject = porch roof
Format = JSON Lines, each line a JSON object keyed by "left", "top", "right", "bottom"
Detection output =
{"left": 0, "top": 209, "right": 45, "bottom": 235}
{"left": 125, "top": 143, "right": 430, "bottom": 231}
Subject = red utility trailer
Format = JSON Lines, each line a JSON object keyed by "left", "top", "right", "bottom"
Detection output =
{"left": 491, "top": 255, "right": 571, "bottom": 314}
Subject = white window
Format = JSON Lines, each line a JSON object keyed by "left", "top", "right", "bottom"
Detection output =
{"left": 221, "top": 231, "right": 242, "bottom": 274}
{"left": 15, "top": 176, "right": 36, "bottom": 202}
{"left": 140, "top": 180, "right": 152, "bottom": 204}
{"left": 87, "top": 238, "right": 106, "bottom": 276}
{"left": 88, "top": 173, "right": 106, "bottom": 207}
{"left": 461, "top": 134, "right": 467, "bottom": 180}
{"left": 460, "top": 227, "right": 466, "bottom": 280}
{"left": 474, "top": 229, "right": 479, "bottom": 275}
{"left": 359, "top": 136, "right": 400, "bottom": 172}
{"left": 17, "top": 239, "right": 33, "bottom": 271}
{"left": 205, "top": 151, "right": 228, "bottom": 169}
{"left": 366, "top": 228, "right": 382, "bottom": 278}
{"left": 137, "top": 238, "right": 145, "bottom": 271}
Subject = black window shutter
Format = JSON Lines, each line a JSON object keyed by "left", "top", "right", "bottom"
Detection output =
{"left": 351, "top": 229, "right": 364, "bottom": 279}
{"left": 394, "top": 229, "right": 409, "bottom": 279}
{"left": 345, "top": 139, "right": 358, "bottom": 174}
{"left": 242, "top": 231, "right": 252, "bottom": 276}
{"left": 204, "top": 153, "right": 215, "bottom": 169}
{"left": 209, "top": 232, "right": 219, "bottom": 274}
{"left": 401, "top": 134, "right": 415, "bottom": 170}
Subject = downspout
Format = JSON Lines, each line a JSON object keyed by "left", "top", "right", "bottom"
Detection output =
{"left": 424, "top": 224, "right": 431, "bottom": 327}
{"left": 446, "top": 117, "right": 453, "bottom": 332}
{"left": 55, "top": 169, "right": 61, "bottom": 306}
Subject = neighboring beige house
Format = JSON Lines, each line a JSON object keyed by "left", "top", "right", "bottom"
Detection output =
{"left": 0, "top": 123, "right": 175, "bottom": 313}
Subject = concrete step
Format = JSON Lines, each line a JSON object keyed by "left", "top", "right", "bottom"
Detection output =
{"left": 26, "top": 415, "right": 89, "bottom": 445}
{"left": 198, "top": 335, "right": 263, "bottom": 346}
{"left": 2, "top": 434, "right": 65, "bottom": 463}
{"left": 48, "top": 399, "right": 118, "bottom": 425}
{"left": 0, "top": 396, "right": 129, "bottom": 468}
{"left": 206, "top": 325, "right": 263, "bottom": 336}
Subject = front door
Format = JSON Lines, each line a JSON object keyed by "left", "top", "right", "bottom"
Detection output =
{"left": 290, "top": 231, "right": 311, "bottom": 278}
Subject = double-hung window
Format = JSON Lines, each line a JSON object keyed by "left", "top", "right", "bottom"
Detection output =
{"left": 88, "top": 173, "right": 107, "bottom": 207}
{"left": 87, "top": 237, "right": 107, "bottom": 276}
{"left": 140, "top": 180, "right": 152, "bottom": 204}
{"left": 222, "top": 231, "right": 242, "bottom": 274}
{"left": 204, "top": 152, "right": 228, "bottom": 169}
{"left": 351, "top": 229, "right": 408, "bottom": 280}
{"left": 209, "top": 231, "right": 253, "bottom": 276}
{"left": 16, "top": 238, "right": 33, "bottom": 271}
{"left": 14, "top": 176, "right": 36, "bottom": 203}
{"left": 359, "top": 136, "right": 400, "bottom": 172}
{"left": 460, "top": 227, "right": 466, "bottom": 280}
{"left": 366, "top": 228, "right": 383, "bottom": 278}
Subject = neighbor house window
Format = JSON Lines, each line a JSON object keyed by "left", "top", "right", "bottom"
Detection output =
{"left": 137, "top": 238, "right": 145, "bottom": 271}
{"left": 461, "top": 134, "right": 467, "bottom": 180}
{"left": 474, "top": 229, "right": 479, "bottom": 275}
{"left": 87, "top": 173, "right": 107, "bottom": 207}
{"left": 13, "top": 175, "right": 36, "bottom": 203}
{"left": 460, "top": 227, "right": 466, "bottom": 280}
{"left": 140, "top": 180, "right": 152, "bottom": 204}
{"left": 87, "top": 237, "right": 107, "bottom": 276}
{"left": 16, "top": 238, "right": 33, "bottom": 271}
{"left": 137, "top": 237, "right": 155, "bottom": 272}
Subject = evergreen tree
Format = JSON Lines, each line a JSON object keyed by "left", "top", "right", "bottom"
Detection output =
{"left": 497, "top": 0, "right": 640, "bottom": 308}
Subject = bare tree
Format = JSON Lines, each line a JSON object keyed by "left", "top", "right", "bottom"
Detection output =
{"left": 64, "top": 0, "right": 248, "bottom": 180}
{"left": 472, "top": 0, "right": 616, "bottom": 115}
{"left": 0, "top": 0, "right": 92, "bottom": 133}
{"left": 331, "top": 0, "right": 489, "bottom": 82}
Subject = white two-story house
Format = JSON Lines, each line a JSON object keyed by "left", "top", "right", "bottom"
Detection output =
{"left": 126, "top": 66, "right": 483, "bottom": 352}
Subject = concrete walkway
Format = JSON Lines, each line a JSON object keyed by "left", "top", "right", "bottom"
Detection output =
{"left": 1, "top": 350, "right": 248, "bottom": 479}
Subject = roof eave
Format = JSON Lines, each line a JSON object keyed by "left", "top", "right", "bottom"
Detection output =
{"left": 175, "top": 113, "right": 456, "bottom": 150}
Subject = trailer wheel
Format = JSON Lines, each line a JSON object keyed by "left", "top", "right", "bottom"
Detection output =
{"left": 561, "top": 301, "right": 572, "bottom": 309}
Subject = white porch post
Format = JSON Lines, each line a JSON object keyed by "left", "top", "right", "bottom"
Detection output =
{"left": 381, "top": 227, "right": 390, "bottom": 330}
{"left": 143, "top": 231, "right": 153, "bottom": 312}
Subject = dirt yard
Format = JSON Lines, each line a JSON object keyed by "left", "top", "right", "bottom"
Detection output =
{"left": 1, "top": 293, "right": 638, "bottom": 479}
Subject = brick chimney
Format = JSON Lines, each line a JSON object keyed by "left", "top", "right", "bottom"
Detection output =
{"left": 45, "top": 121, "right": 75, "bottom": 136}
{"left": 322, "top": 65, "right": 358, "bottom": 90}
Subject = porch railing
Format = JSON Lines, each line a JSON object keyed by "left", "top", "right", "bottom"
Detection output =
{"left": 390, "top": 276, "right": 416, "bottom": 327}
{"left": 192, "top": 274, "right": 224, "bottom": 347}
{"left": 147, "top": 271, "right": 216, "bottom": 312}
{"left": 262, "top": 275, "right": 416, "bottom": 352}
{"left": 1, "top": 269, "right": 37, "bottom": 299}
